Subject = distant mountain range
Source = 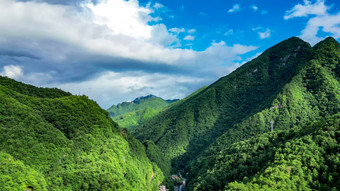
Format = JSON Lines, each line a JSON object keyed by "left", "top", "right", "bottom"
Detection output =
{"left": 107, "top": 95, "right": 179, "bottom": 131}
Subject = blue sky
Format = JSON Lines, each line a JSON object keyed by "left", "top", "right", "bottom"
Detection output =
{"left": 0, "top": 0, "right": 339, "bottom": 108}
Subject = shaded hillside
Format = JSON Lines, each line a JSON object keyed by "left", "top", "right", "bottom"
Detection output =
{"left": 108, "top": 95, "right": 179, "bottom": 130}
{"left": 0, "top": 76, "right": 163, "bottom": 190}
{"left": 134, "top": 37, "right": 340, "bottom": 189}
{"left": 186, "top": 37, "right": 340, "bottom": 189}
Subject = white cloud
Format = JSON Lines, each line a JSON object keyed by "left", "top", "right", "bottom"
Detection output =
{"left": 300, "top": 12, "right": 340, "bottom": 44}
{"left": 150, "top": 24, "right": 180, "bottom": 46}
{"left": 285, "top": 0, "right": 340, "bottom": 45}
{"left": 258, "top": 29, "right": 271, "bottom": 39}
{"left": 52, "top": 40, "right": 257, "bottom": 107}
{"left": 0, "top": 0, "right": 188, "bottom": 64}
{"left": 251, "top": 5, "right": 258, "bottom": 11}
{"left": 228, "top": 4, "right": 240, "bottom": 13}
{"left": 169, "top": 27, "right": 185, "bottom": 34}
{"left": 252, "top": 27, "right": 271, "bottom": 39}
{"left": 0, "top": 65, "right": 24, "bottom": 80}
{"left": 184, "top": 35, "right": 195, "bottom": 41}
{"left": 153, "top": 3, "right": 164, "bottom": 9}
{"left": 86, "top": 0, "right": 153, "bottom": 39}
{"left": 284, "top": 0, "right": 329, "bottom": 20}
{"left": 0, "top": 0, "right": 258, "bottom": 107}
{"left": 56, "top": 71, "right": 204, "bottom": 108}
{"left": 197, "top": 41, "right": 258, "bottom": 77}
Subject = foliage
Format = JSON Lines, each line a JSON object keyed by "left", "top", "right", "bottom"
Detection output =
{"left": 0, "top": 77, "right": 163, "bottom": 190}
{"left": 113, "top": 107, "right": 160, "bottom": 131}
{"left": 0, "top": 152, "right": 48, "bottom": 191}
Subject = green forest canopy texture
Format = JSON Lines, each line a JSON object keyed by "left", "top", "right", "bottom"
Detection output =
{"left": 0, "top": 36, "right": 339, "bottom": 191}
{"left": 134, "top": 37, "right": 340, "bottom": 190}
{"left": 0, "top": 77, "right": 163, "bottom": 190}
{"left": 107, "top": 95, "right": 179, "bottom": 131}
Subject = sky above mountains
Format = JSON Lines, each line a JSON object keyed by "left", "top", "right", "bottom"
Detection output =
{"left": 0, "top": 0, "right": 339, "bottom": 108}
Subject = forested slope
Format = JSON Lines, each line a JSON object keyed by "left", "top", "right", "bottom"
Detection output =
{"left": 0, "top": 76, "right": 163, "bottom": 190}
{"left": 192, "top": 113, "right": 340, "bottom": 190}
{"left": 134, "top": 37, "right": 340, "bottom": 189}
{"left": 134, "top": 37, "right": 312, "bottom": 173}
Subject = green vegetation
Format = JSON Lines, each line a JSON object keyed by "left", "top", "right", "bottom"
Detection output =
{"left": 0, "top": 152, "right": 47, "bottom": 191}
{"left": 108, "top": 95, "right": 178, "bottom": 131}
{"left": 112, "top": 107, "right": 161, "bottom": 131}
{"left": 190, "top": 113, "right": 339, "bottom": 190}
{"left": 134, "top": 37, "right": 340, "bottom": 189}
{"left": 0, "top": 76, "right": 163, "bottom": 190}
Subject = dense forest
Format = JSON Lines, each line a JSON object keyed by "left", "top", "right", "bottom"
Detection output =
{"left": 0, "top": 77, "right": 163, "bottom": 190}
{"left": 134, "top": 37, "right": 340, "bottom": 189}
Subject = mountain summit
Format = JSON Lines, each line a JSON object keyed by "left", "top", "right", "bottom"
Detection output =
{"left": 133, "top": 94, "right": 157, "bottom": 103}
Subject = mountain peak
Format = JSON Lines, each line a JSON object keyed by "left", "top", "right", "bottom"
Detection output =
{"left": 133, "top": 94, "right": 157, "bottom": 103}
{"left": 313, "top": 36, "right": 340, "bottom": 50}
{"left": 278, "top": 36, "right": 307, "bottom": 45}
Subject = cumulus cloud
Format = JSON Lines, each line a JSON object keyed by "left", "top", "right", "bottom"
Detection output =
{"left": 86, "top": 0, "right": 154, "bottom": 39}
{"left": 252, "top": 27, "right": 271, "bottom": 39}
{"left": 0, "top": 0, "right": 185, "bottom": 64}
{"left": 0, "top": 65, "right": 24, "bottom": 80}
{"left": 258, "top": 29, "right": 271, "bottom": 39}
{"left": 284, "top": 0, "right": 329, "bottom": 20}
{"left": 300, "top": 12, "right": 340, "bottom": 44}
{"left": 228, "top": 4, "right": 240, "bottom": 13}
{"left": 0, "top": 0, "right": 257, "bottom": 107}
{"left": 285, "top": 0, "right": 340, "bottom": 45}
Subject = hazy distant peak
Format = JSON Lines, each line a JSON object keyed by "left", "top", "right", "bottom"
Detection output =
{"left": 132, "top": 94, "right": 157, "bottom": 103}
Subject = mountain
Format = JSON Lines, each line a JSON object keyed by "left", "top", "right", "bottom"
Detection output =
{"left": 107, "top": 95, "right": 179, "bottom": 131}
{"left": 134, "top": 37, "right": 340, "bottom": 189}
{"left": 0, "top": 76, "right": 163, "bottom": 190}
